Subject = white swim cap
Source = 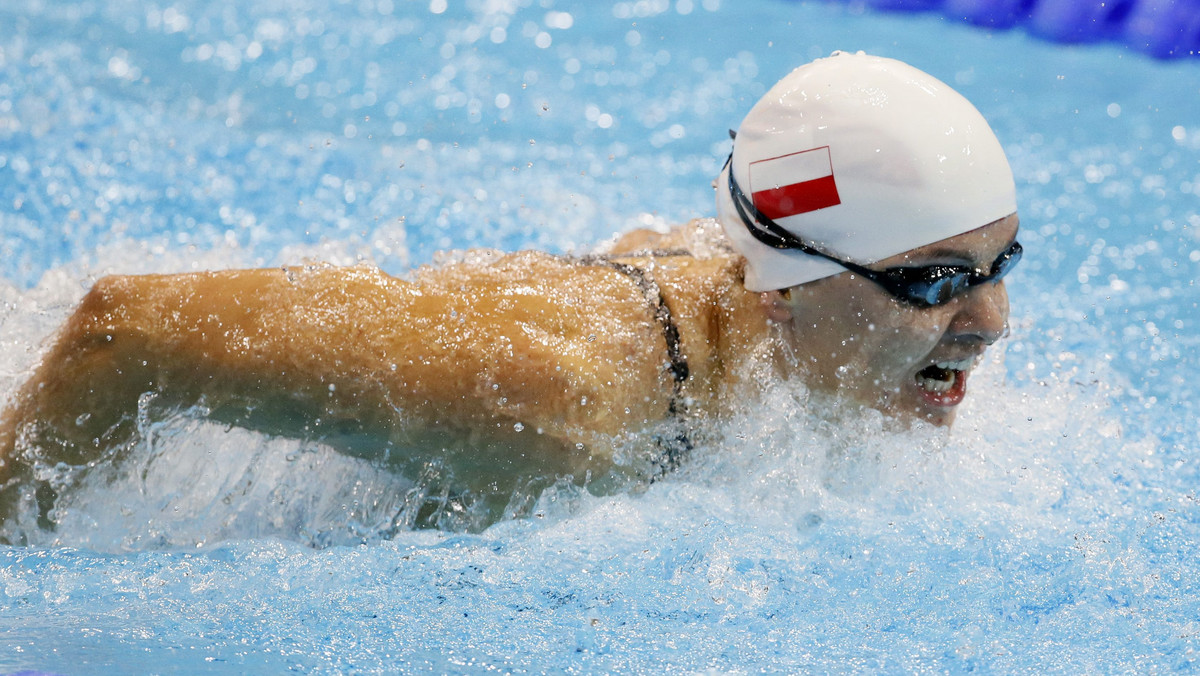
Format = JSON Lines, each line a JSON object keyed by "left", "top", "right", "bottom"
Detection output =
{"left": 716, "top": 51, "right": 1017, "bottom": 292}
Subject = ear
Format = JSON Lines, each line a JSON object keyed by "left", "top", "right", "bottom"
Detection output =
{"left": 761, "top": 288, "right": 796, "bottom": 323}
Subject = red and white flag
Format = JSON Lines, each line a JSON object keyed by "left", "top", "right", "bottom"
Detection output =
{"left": 747, "top": 146, "right": 841, "bottom": 220}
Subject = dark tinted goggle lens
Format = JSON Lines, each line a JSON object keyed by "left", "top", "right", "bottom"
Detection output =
{"left": 913, "top": 274, "right": 970, "bottom": 306}
{"left": 992, "top": 240, "right": 1023, "bottom": 277}
{"left": 882, "top": 241, "right": 1023, "bottom": 307}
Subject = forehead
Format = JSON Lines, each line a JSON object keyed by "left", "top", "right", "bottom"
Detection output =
{"left": 880, "top": 213, "right": 1020, "bottom": 267}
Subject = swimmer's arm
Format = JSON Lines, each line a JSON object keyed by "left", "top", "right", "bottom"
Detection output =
{"left": 0, "top": 268, "right": 393, "bottom": 475}
{"left": 0, "top": 260, "right": 668, "bottom": 480}
{"left": 0, "top": 266, "right": 517, "bottom": 476}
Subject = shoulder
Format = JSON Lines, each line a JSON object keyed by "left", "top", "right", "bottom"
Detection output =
{"left": 603, "top": 218, "right": 733, "bottom": 257}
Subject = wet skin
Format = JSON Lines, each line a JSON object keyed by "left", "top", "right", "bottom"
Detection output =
{"left": 763, "top": 213, "right": 1019, "bottom": 426}
{"left": 0, "top": 245, "right": 765, "bottom": 493}
{"left": 0, "top": 216, "right": 1017, "bottom": 504}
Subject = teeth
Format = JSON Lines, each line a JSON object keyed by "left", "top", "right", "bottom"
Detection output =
{"left": 917, "top": 372, "right": 955, "bottom": 392}
{"left": 933, "top": 358, "right": 975, "bottom": 371}
{"left": 914, "top": 357, "right": 978, "bottom": 393}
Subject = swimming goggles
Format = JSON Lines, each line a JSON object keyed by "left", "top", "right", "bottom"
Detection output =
{"left": 726, "top": 158, "right": 1022, "bottom": 308}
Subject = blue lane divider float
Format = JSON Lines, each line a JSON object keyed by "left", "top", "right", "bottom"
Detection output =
{"left": 848, "top": 0, "right": 1200, "bottom": 58}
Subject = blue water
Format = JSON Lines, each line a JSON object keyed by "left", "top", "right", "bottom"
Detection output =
{"left": 2, "top": 0, "right": 1200, "bottom": 672}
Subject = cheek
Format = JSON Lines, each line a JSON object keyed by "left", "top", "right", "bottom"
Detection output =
{"left": 793, "top": 282, "right": 950, "bottom": 379}
{"left": 856, "top": 312, "right": 951, "bottom": 375}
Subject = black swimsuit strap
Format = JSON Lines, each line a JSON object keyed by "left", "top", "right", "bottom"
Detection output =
{"left": 575, "top": 253, "right": 693, "bottom": 471}
{"left": 575, "top": 254, "right": 689, "bottom": 390}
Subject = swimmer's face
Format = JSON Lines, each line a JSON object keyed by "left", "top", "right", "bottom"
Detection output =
{"left": 767, "top": 213, "right": 1019, "bottom": 426}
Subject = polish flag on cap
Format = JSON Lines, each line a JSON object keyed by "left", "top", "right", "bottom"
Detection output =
{"left": 747, "top": 146, "right": 841, "bottom": 220}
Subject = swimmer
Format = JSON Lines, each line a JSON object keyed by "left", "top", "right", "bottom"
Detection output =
{"left": 0, "top": 52, "right": 1020, "bottom": 514}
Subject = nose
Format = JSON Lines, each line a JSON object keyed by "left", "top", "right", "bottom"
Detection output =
{"left": 948, "top": 280, "right": 1009, "bottom": 345}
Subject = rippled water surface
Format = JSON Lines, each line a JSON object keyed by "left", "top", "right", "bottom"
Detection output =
{"left": 2, "top": 0, "right": 1200, "bottom": 672}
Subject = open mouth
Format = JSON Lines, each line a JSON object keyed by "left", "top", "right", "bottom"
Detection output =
{"left": 913, "top": 357, "right": 975, "bottom": 406}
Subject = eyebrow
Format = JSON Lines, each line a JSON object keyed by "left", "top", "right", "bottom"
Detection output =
{"left": 915, "top": 246, "right": 972, "bottom": 261}
{"left": 905, "top": 237, "right": 1019, "bottom": 268}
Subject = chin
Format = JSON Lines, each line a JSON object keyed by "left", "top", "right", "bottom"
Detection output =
{"left": 877, "top": 389, "right": 961, "bottom": 428}
{"left": 840, "top": 391, "right": 958, "bottom": 428}
{"left": 914, "top": 405, "right": 957, "bottom": 427}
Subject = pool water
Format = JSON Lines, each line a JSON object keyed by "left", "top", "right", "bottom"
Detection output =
{"left": 2, "top": 0, "right": 1200, "bottom": 672}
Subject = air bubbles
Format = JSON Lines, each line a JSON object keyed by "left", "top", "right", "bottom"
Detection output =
{"left": 160, "top": 6, "right": 190, "bottom": 33}
{"left": 584, "top": 105, "right": 613, "bottom": 129}
{"left": 613, "top": 0, "right": 674, "bottom": 18}
{"left": 648, "top": 124, "right": 685, "bottom": 148}
{"left": 544, "top": 11, "right": 574, "bottom": 30}
{"left": 254, "top": 18, "right": 287, "bottom": 42}
{"left": 107, "top": 54, "right": 141, "bottom": 81}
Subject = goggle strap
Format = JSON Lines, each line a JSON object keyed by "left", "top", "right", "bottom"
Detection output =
{"left": 725, "top": 156, "right": 848, "bottom": 267}
{"left": 725, "top": 153, "right": 1021, "bottom": 306}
